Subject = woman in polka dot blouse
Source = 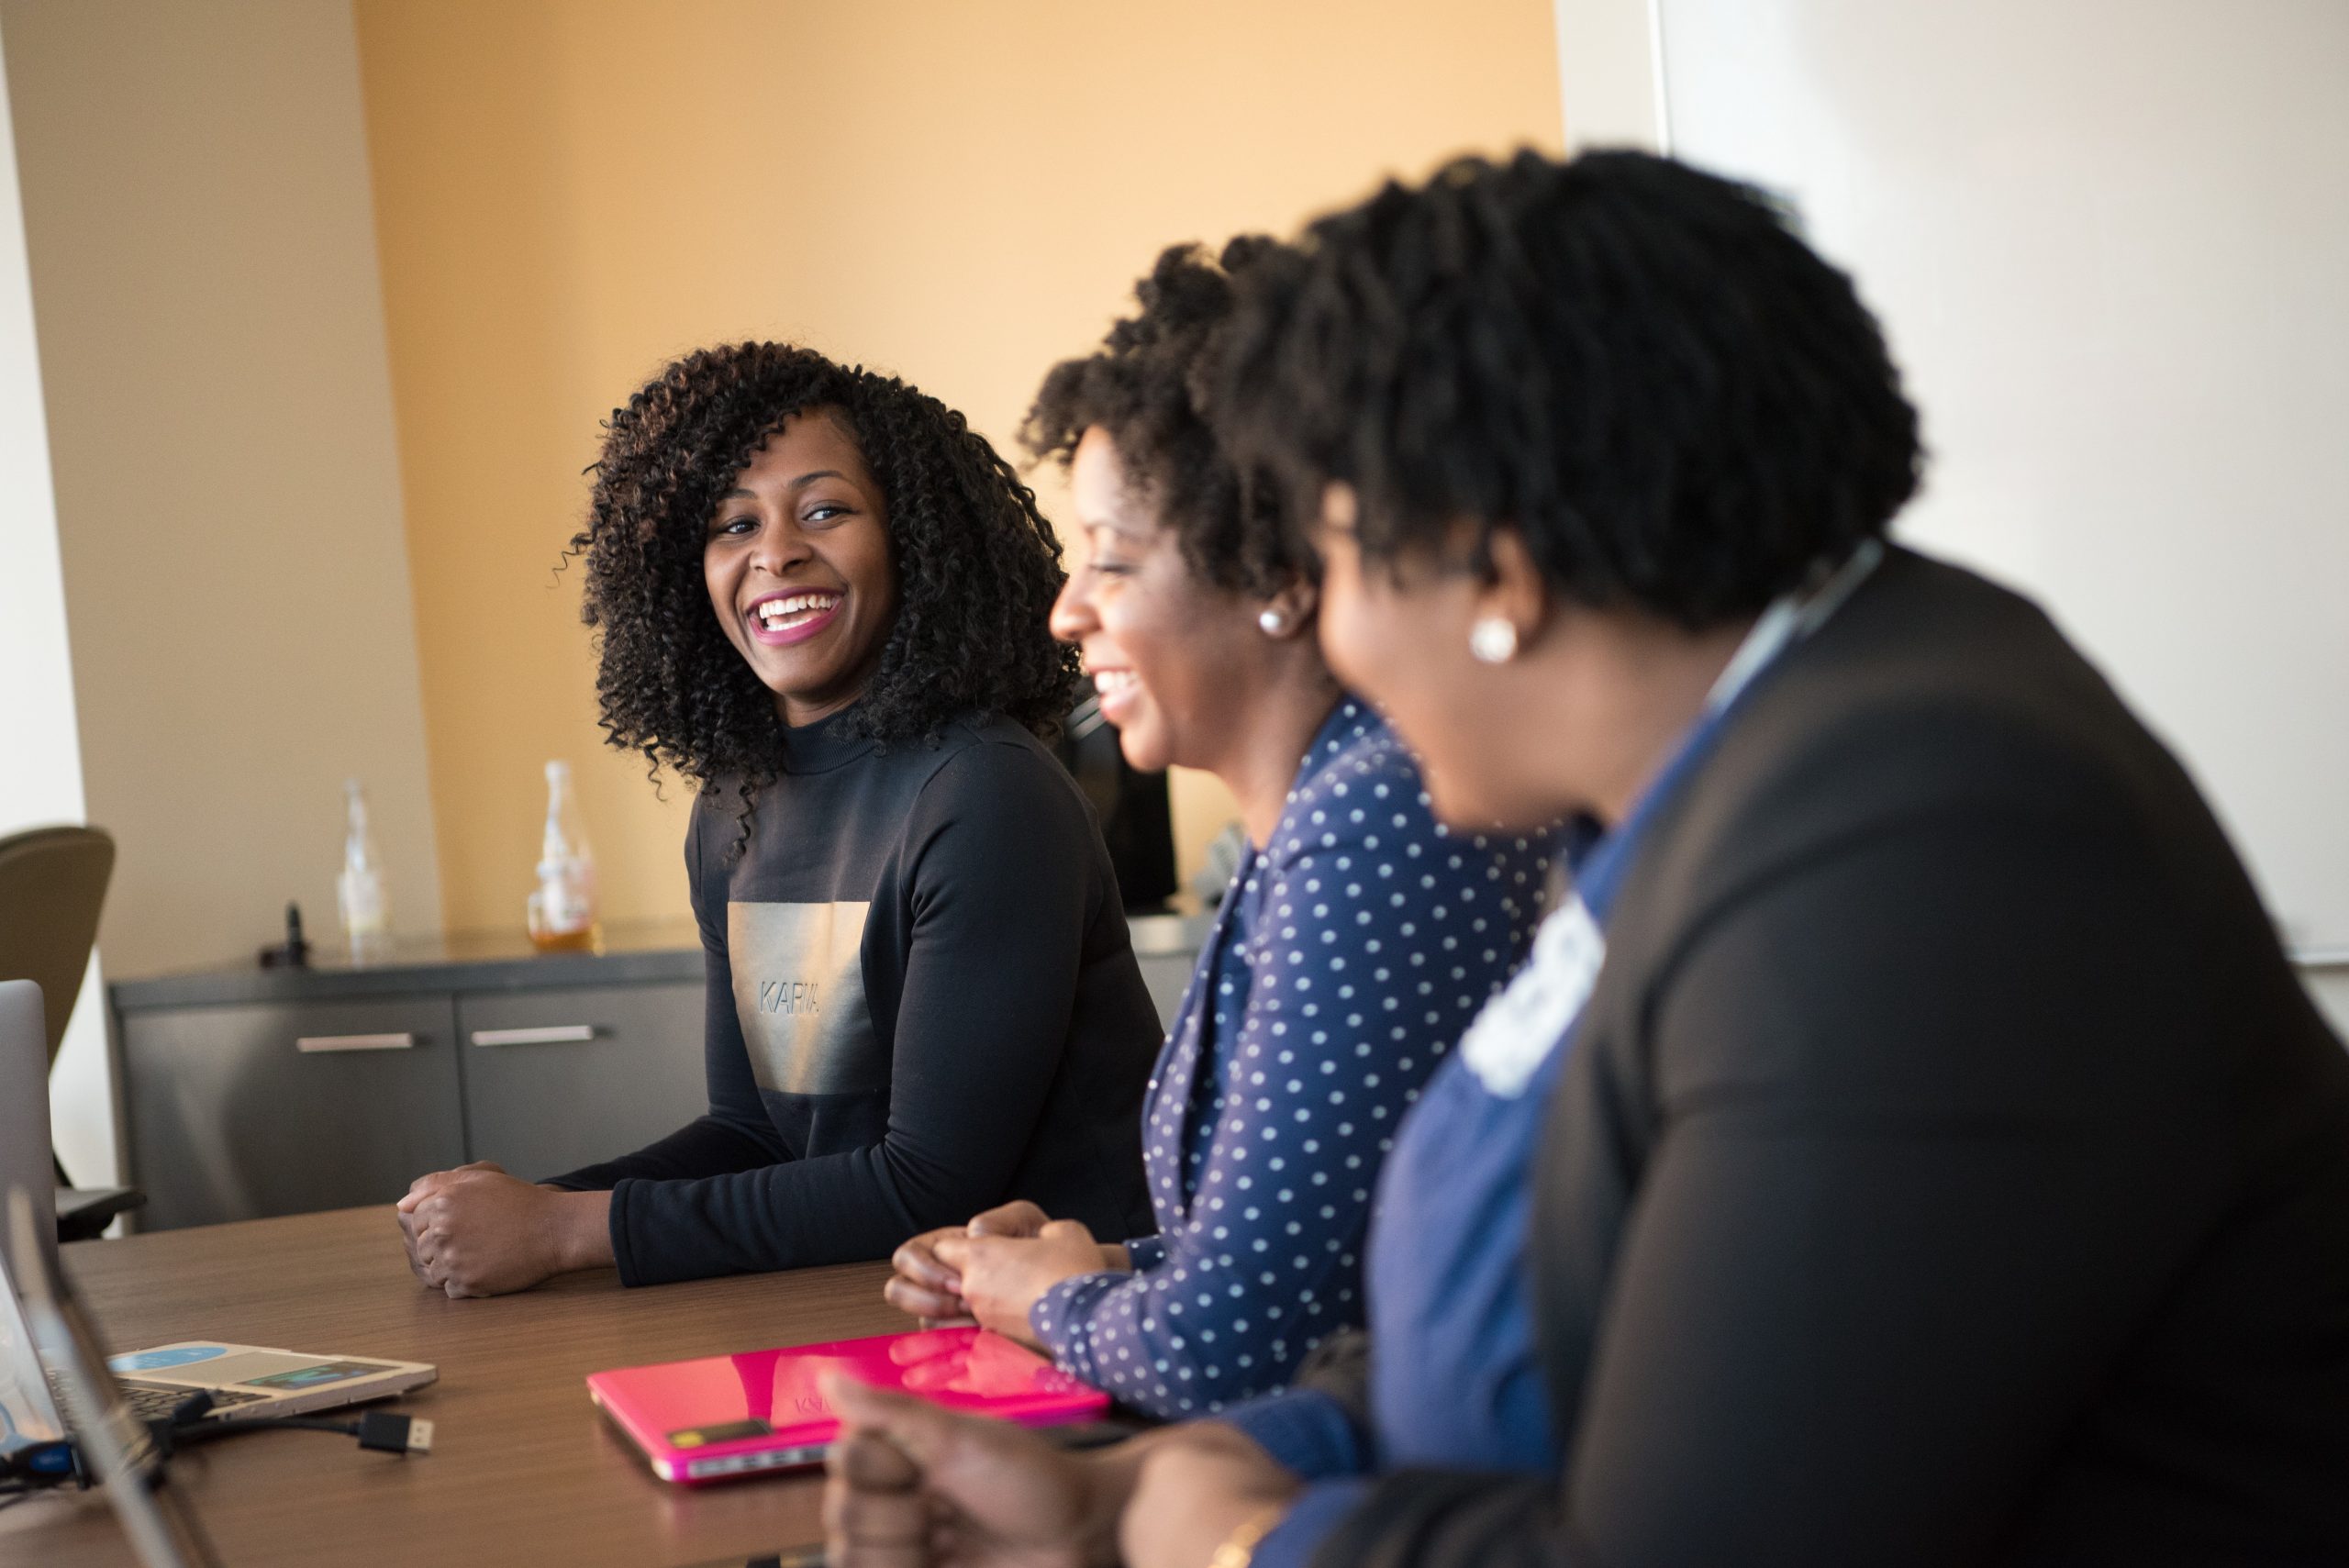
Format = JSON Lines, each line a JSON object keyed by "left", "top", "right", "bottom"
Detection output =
{"left": 882, "top": 240, "right": 1553, "bottom": 1418}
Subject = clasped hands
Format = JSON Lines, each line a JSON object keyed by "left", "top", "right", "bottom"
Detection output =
{"left": 395, "top": 1161, "right": 614, "bottom": 1298}
{"left": 885, "top": 1199, "right": 1131, "bottom": 1349}
{"left": 858, "top": 1200, "right": 1298, "bottom": 1565}
{"left": 823, "top": 1373, "right": 1300, "bottom": 1568}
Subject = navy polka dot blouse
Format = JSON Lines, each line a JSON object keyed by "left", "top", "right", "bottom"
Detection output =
{"left": 1030, "top": 698, "right": 1553, "bottom": 1418}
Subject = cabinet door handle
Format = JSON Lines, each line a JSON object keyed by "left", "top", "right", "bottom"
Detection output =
{"left": 295, "top": 1032, "right": 417, "bottom": 1053}
{"left": 469, "top": 1025, "right": 598, "bottom": 1047}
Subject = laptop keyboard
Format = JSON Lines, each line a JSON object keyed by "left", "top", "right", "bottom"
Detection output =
{"left": 46, "top": 1367, "right": 269, "bottom": 1425}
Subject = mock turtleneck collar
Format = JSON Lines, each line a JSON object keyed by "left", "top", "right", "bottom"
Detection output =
{"left": 776, "top": 702, "right": 881, "bottom": 774}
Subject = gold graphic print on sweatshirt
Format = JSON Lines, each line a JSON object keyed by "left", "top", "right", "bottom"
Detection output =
{"left": 726, "top": 900, "right": 883, "bottom": 1096}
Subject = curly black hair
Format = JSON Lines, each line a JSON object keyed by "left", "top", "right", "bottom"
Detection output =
{"left": 573, "top": 341, "right": 1079, "bottom": 830}
{"left": 1211, "top": 150, "right": 1924, "bottom": 628}
{"left": 1021, "top": 237, "right": 1307, "bottom": 596}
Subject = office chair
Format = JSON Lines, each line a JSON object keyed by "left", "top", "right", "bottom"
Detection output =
{"left": 0, "top": 824, "right": 142, "bottom": 1240}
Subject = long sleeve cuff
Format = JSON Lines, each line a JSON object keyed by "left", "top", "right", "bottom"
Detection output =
{"left": 605, "top": 1176, "right": 651, "bottom": 1287}
{"left": 1250, "top": 1480, "right": 1371, "bottom": 1568}
{"left": 1030, "top": 1270, "right": 1130, "bottom": 1385}
{"left": 542, "top": 1161, "right": 622, "bottom": 1192}
{"left": 1219, "top": 1388, "right": 1373, "bottom": 1481}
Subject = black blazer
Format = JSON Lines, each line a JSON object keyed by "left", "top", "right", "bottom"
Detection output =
{"left": 1312, "top": 550, "right": 2349, "bottom": 1566}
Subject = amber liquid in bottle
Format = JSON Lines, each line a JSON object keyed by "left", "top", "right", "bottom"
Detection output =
{"left": 526, "top": 761, "right": 600, "bottom": 953}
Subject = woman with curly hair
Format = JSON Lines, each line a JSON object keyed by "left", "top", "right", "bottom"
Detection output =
{"left": 395, "top": 343, "right": 1162, "bottom": 1296}
{"left": 880, "top": 241, "right": 1552, "bottom": 1418}
{"left": 820, "top": 152, "right": 2349, "bottom": 1567}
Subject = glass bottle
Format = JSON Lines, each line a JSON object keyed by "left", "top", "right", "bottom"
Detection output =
{"left": 527, "top": 760, "right": 600, "bottom": 952}
{"left": 337, "top": 778, "right": 393, "bottom": 963}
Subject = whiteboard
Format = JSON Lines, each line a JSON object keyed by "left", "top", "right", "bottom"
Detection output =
{"left": 1643, "top": 0, "right": 2349, "bottom": 956}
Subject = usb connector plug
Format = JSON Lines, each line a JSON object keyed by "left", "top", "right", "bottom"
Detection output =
{"left": 354, "top": 1411, "right": 434, "bottom": 1455}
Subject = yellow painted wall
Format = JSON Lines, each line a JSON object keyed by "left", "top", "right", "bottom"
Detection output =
{"left": 5, "top": 0, "right": 443, "bottom": 977}
{"left": 353, "top": 0, "right": 1564, "bottom": 933}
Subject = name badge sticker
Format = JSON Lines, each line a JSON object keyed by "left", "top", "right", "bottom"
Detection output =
{"left": 1459, "top": 897, "right": 1605, "bottom": 1098}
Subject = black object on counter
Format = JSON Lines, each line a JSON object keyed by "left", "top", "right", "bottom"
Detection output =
{"left": 1056, "top": 696, "right": 1178, "bottom": 912}
{"left": 258, "top": 902, "right": 311, "bottom": 968}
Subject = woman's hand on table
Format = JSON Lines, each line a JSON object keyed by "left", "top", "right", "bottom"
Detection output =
{"left": 822, "top": 1371, "right": 1125, "bottom": 1568}
{"left": 886, "top": 1200, "right": 1131, "bottom": 1333}
{"left": 395, "top": 1162, "right": 613, "bottom": 1297}
{"left": 1120, "top": 1424, "right": 1303, "bottom": 1568}
{"left": 886, "top": 1198, "right": 1047, "bottom": 1322}
{"left": 931, "top": 1216, "right": 1130, "bottom": 1351}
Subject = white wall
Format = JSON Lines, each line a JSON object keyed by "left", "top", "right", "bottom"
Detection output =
{"left": 2309, "top": 972, "right": 2349, "bottom": 1044}
{"left": 1553, "top": 0, "right": 2349, "bottom": 1031}
{"left": 1553, "top": 0, "right": 1667, "bottom": 150}
{"left": 0, "top": 23, "right": 114, "bottom": 1185}
{"left": 1652, "top": 0, "right": 2349, "bottom": 957}
{"left": 1, "top": 0, "right": 442, "bottom": 982}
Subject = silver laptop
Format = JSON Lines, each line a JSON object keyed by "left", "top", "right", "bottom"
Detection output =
{"left": 0, "top": 978, "right": 435, "bottom": 1438}
{"left": 0, "top": 980, "right": 58, "bottom": 1281}
{"left": 6, "top": 1185, "right": 213, "bottom": 1567}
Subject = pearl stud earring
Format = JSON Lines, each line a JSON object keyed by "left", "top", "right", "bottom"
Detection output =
{"left": 1258, "top": 608, "right": 1289, "bottom": 636}
{"left": 1469, "top": 616, "right": 1519, "bottom": 664}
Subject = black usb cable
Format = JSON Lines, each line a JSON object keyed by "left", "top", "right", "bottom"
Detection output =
{"left": 0, "top": 1392, "right": 431, "bottom": 1507}
{"left": 161, "top": 1392, "right": 435, "bottom": 1455}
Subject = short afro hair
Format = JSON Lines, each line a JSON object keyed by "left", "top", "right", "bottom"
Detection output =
{"left": 1022, "top": 237, "right": 1306, "bottom": 596}
{"left": 573, "top": 341, "right": 1079, "bottom": 827}
{"left": 1211, "top": 150, "right": 1924, "bottom": 627}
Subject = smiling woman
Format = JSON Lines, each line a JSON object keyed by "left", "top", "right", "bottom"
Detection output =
{"left": 573, "top": 342, "right": 1082, "bottom": 827}
{"left": 392, "top": 341, "right": 1163, "bottom": 1296}
{"left": 873, "top": 243, "right": 1553, "bottom": 1421}
{"left": 703, "top": 409, "right": 899, "bottom": 728}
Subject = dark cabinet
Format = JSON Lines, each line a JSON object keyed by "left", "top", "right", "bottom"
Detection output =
{"left": 119, "top": 995, "right": 466, "bottom": 1230}
{"left": 1133, "top": 951, "right": 1199, "bottom": 1029}
{"left": 112, "top": 916, "right": 1205, "bottom": 1231}
{"left": 112, "top": 927, "right": 711, "bottom": 1231}
{"left": 455, "top": 982, "right": 707, "bottom": 1180}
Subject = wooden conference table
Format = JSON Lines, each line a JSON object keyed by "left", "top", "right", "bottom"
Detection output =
{"left": 2, "top": 1206, "right": 905, "bottom": 1567}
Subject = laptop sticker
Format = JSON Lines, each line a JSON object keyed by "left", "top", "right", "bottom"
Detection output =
{"left": 109, "top": 1345, "right": 229, "bottom": 1373}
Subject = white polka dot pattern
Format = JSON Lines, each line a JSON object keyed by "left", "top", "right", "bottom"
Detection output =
{"left": 1029, "top": 700, "right": 1553, "bottom": 1418}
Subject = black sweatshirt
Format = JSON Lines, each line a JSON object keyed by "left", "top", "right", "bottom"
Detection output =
{"left": 549, "top": 709, "right": 1160, "bottom": 1285}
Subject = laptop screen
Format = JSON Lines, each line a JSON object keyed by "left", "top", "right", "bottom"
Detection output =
{"left": 6, "top": 1186, "right": 211, "bottom": 1568}
{"left": 0, "top": 1218, "right": 67, "bottom": 1452}
{"left": 0, "top": 981, "right": 60, "bottom": 1289}
{"left": 0, "top": 980, "right": 68, "bottom": 1457}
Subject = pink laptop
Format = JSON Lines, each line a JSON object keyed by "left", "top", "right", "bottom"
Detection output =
{"left": 586, "top": 1325, "right": 1109, "bottom": 1484}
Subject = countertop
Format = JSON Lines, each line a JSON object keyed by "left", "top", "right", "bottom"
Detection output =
{"left": 111, "top": 909, "right": 1215, "bottom": 1012}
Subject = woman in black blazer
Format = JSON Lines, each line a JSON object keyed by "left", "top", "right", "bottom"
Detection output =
{"left": 818, "top": 152, "right": 2349, "bottom": 1568}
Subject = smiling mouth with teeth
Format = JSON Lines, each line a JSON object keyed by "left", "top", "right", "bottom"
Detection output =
{"left": 1090, "top": 669, "right": 1138, "bottom": 696}
{"left": 752, "top": 592, "right": 842, "bottom": 631}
